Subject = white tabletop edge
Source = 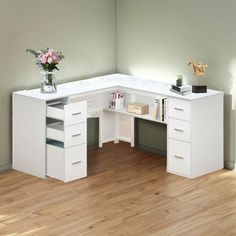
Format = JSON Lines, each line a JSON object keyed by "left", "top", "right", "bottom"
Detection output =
{"left": 13, "top": 73, "right": 223, "bottom": 102}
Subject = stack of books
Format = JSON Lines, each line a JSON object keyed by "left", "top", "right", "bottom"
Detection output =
{"left": 153, "top": 97, "right": 167, "bottom": 122}
{"left": 109, "top": 91, "right": 125, "bottom": 110}
{"left": 170, "top": 84, "right": 192, "bottom": 96}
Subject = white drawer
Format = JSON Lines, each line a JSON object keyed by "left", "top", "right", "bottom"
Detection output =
{"left": 169, "top": 98, "right": 190, "bottom": 121}
{"left": 47, "top": 122, "right": 87, "bottom": 148}
{"left": 47, "top": 143, "right": 87, "bottom": 182}
{"left": 47, "top": 101, "right": 87, "bottom": 126}
{"left": 168, "top": 118, "right": 190, "bottom": 142}
{"left": 168, "top": 139, "right": 190, "bottom": 176}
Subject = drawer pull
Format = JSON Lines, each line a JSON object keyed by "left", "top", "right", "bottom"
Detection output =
{"left": 174, "top": 128, "right": 184, "bottom": 132}
{"left": 72, "top": 161, "right": 81, "bottom": 165}
{"left": 174, "top": 155, "right": 184, "bottom": 159}
{"left": 72, "top": 112, "right": 82, "bottom": 116}
{"left": 174, "top": 107, "right": 184, "bottom": 111}
{"left": 72, "top": 133, "right": 82, "bottom": 137}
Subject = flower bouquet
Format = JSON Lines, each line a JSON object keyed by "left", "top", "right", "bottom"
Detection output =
{"left": 26, "top": 48, "right": 65, "bottom": 93}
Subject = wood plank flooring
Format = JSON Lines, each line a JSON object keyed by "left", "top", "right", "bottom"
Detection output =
{"left": 0, "top": 142, "right": 236, "bottom": 236}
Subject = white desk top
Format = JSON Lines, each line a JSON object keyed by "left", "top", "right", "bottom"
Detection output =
{"left": 14, "top": 73, "right": 223, "bottom": 101}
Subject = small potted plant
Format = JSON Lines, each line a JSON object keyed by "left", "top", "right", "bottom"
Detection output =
{"left": 26, "top": 48, "right": 65, "bottom": 93}
{"left": 176, "top": 74, "right": 183, "bottom": 87}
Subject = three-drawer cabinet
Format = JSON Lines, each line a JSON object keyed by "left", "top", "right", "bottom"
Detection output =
{"left": 167, "top": 98, "right": 191, "bottom": 177}
{"left": 46, "top": 101, "right": 87, "bottom": 182}
{"left": 167, "top": 95, "right": 223, "bottom": 178}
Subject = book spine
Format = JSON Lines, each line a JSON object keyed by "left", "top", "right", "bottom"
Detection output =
{"left": 153, "top": 98, "right": 158, "bottom": 119}
{"left": 156, "top": 97, "right": 162, "bottom": 121}
{"left": 163, "top": 98, "right": 167, "bottom": 122}
{"left": 171, "top": 85, "right": 181, "bottom": 92}
{"left": 162, "top": 98, "right": 165, "bottom": 121}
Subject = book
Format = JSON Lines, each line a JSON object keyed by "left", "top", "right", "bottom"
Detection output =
{"left": 153, "top": 97, "right": 167, "bottom": 122}
{"left": 170, "top": 88, "right": 192, "bottom": 96}
{"left": 171, "top": 84, "right": 192, "bottom": 92}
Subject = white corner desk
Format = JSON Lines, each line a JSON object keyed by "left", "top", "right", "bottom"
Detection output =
{"left": 12, "top": 73, "right": 224, "bottom": 182}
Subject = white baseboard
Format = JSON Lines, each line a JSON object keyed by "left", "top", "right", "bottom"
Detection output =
{"left": 224, "top": 161, "right": 236, "bottom": 170}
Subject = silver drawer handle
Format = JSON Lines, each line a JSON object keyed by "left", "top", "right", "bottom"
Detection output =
{"left": 72, "top": 112, "right": 81, "bottom": 116}
{"left": 174, "top": 155, "right": 184, "bottom": 159}
{"left": 174, "top": 108, "right": 184, "bottom": 111}
{"left": 174, "top": 128, "right": 184, "bottom": 132}
{"left": 72, "top": 133, "right": 82, "bottom": 137}
{"left": 72, "top": 161, "right": 81, "bottom": 165}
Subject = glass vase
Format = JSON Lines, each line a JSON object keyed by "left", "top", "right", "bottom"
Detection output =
{"left": 41, "top": 71, "right": 57, "bottom": 93}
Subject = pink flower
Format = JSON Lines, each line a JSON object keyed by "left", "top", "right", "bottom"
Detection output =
{"left": 52, "top": 54, "right": 60, "bottom": 64}
{"left": 38, "top": 54, "right": 47, "bottom": 64}
{"left": 48, "top": 49, "right": 54, "bottom": 56}
{"left": 36, "top": 49, "right": 62, "bottom": 65}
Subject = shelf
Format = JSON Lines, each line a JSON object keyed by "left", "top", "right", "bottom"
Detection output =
{"left": 47, "top": 122, "right": 64, "bottom": 131}
{"left": 47, "top": 122, "right": 64, "bottom": 142}
{"left": 103, "top": 107, "right": 167, "bottom": 124}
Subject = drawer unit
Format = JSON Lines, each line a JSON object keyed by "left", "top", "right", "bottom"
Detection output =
{"left": 46, "top": 100, "right": 87, "bottom": 182}
{"left": 47, "top": 122, "right": 87, "bottom": 148}
{"left": 47, "top": 143, "right": 87, "bottom": 182}
{"left": 167, "top": 139, "right": 190, "bottom": 176}
{"left": 47, "top": 101, "right": 87, "bottom": 126}
{"left": 169, "top": 98, "right": 190, "bottom": 121}
{"left": 168, "top": 118, "right": 190, "bottom": 142}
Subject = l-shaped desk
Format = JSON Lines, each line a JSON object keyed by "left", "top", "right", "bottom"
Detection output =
{"left": 12, "top": 73, "right": 224, "bottom": 181}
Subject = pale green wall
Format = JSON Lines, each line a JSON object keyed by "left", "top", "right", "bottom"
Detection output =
{"left": 117, "top": 0, "right": 236, "bottom": 168}
{"left": 0, "top": 0, "right": 116, "bottom": 168}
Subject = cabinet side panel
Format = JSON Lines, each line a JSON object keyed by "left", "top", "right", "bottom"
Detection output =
{"left": 191, "top": 94, "right": 224, "bottom": 177}
{"left": 101, "top": 111, "right": 115, "bottom": 143}
{"left": 12, "top": 94, "right": 46, "bottom": 178}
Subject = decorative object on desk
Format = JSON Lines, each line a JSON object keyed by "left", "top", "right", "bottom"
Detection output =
{"left": 128, "top": 103, "right": 149, "bottom": 115}
{"left": 188, "top": 61, "right": 208, "bottom": 93}
{"left": 176, "top": 74, "right": 183, "bottom": 86}
{"left": 171, "top": 73, "right": 192, "bottom": 96}
{"left": 40, "top": 70, "right": 57, "bottom": 93}
{"left": 26, "top": 48, "right": 65, "bottom": 94}
{"left": 109, "top": 91, "right": 124, "bottom": 110}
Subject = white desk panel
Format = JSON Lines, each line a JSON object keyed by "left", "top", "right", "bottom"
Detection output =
{"left": 14, "top": 73, "right": 222, "bottom": 101}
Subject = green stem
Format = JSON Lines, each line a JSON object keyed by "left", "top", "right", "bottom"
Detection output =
{"left": 47, "top": 74, "right": 53, "bottom": 85}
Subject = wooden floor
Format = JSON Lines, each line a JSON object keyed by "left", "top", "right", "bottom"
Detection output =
{"left": 0, "top": 142, "right": 236, "bottom": 236}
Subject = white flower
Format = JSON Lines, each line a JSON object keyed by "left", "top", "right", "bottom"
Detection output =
{"left": 47, "top": 57, "right": 53, "bottom": 64}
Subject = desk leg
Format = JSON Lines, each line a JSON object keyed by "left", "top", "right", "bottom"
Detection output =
{"left": 131, "top": 116, "right": 135, "bottom": 147}
{"left": 98, "top": 111, "right": 103, "bottom": 148}
{"left": 114, "top": 113, "right": 120, "bottom": 144}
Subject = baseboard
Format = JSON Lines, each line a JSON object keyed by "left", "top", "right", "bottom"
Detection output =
{"left": 224, "top": 161, "right": 236, "bottom": 170}
{"left": 0, "top": 163, "right": 12, "bottom": 172}
{"left": 137, "top": 144, "right": 167, "bottom": 156}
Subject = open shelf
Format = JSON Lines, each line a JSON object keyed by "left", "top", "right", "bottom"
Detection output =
{"left": 46, "top": 122, "right": 64, "bottom": 142}
{"left": 103, "top": 107, "right": 167, "bottom": 124}
{"left": 47, "top": 122, "right": 64, "bottom": 131}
